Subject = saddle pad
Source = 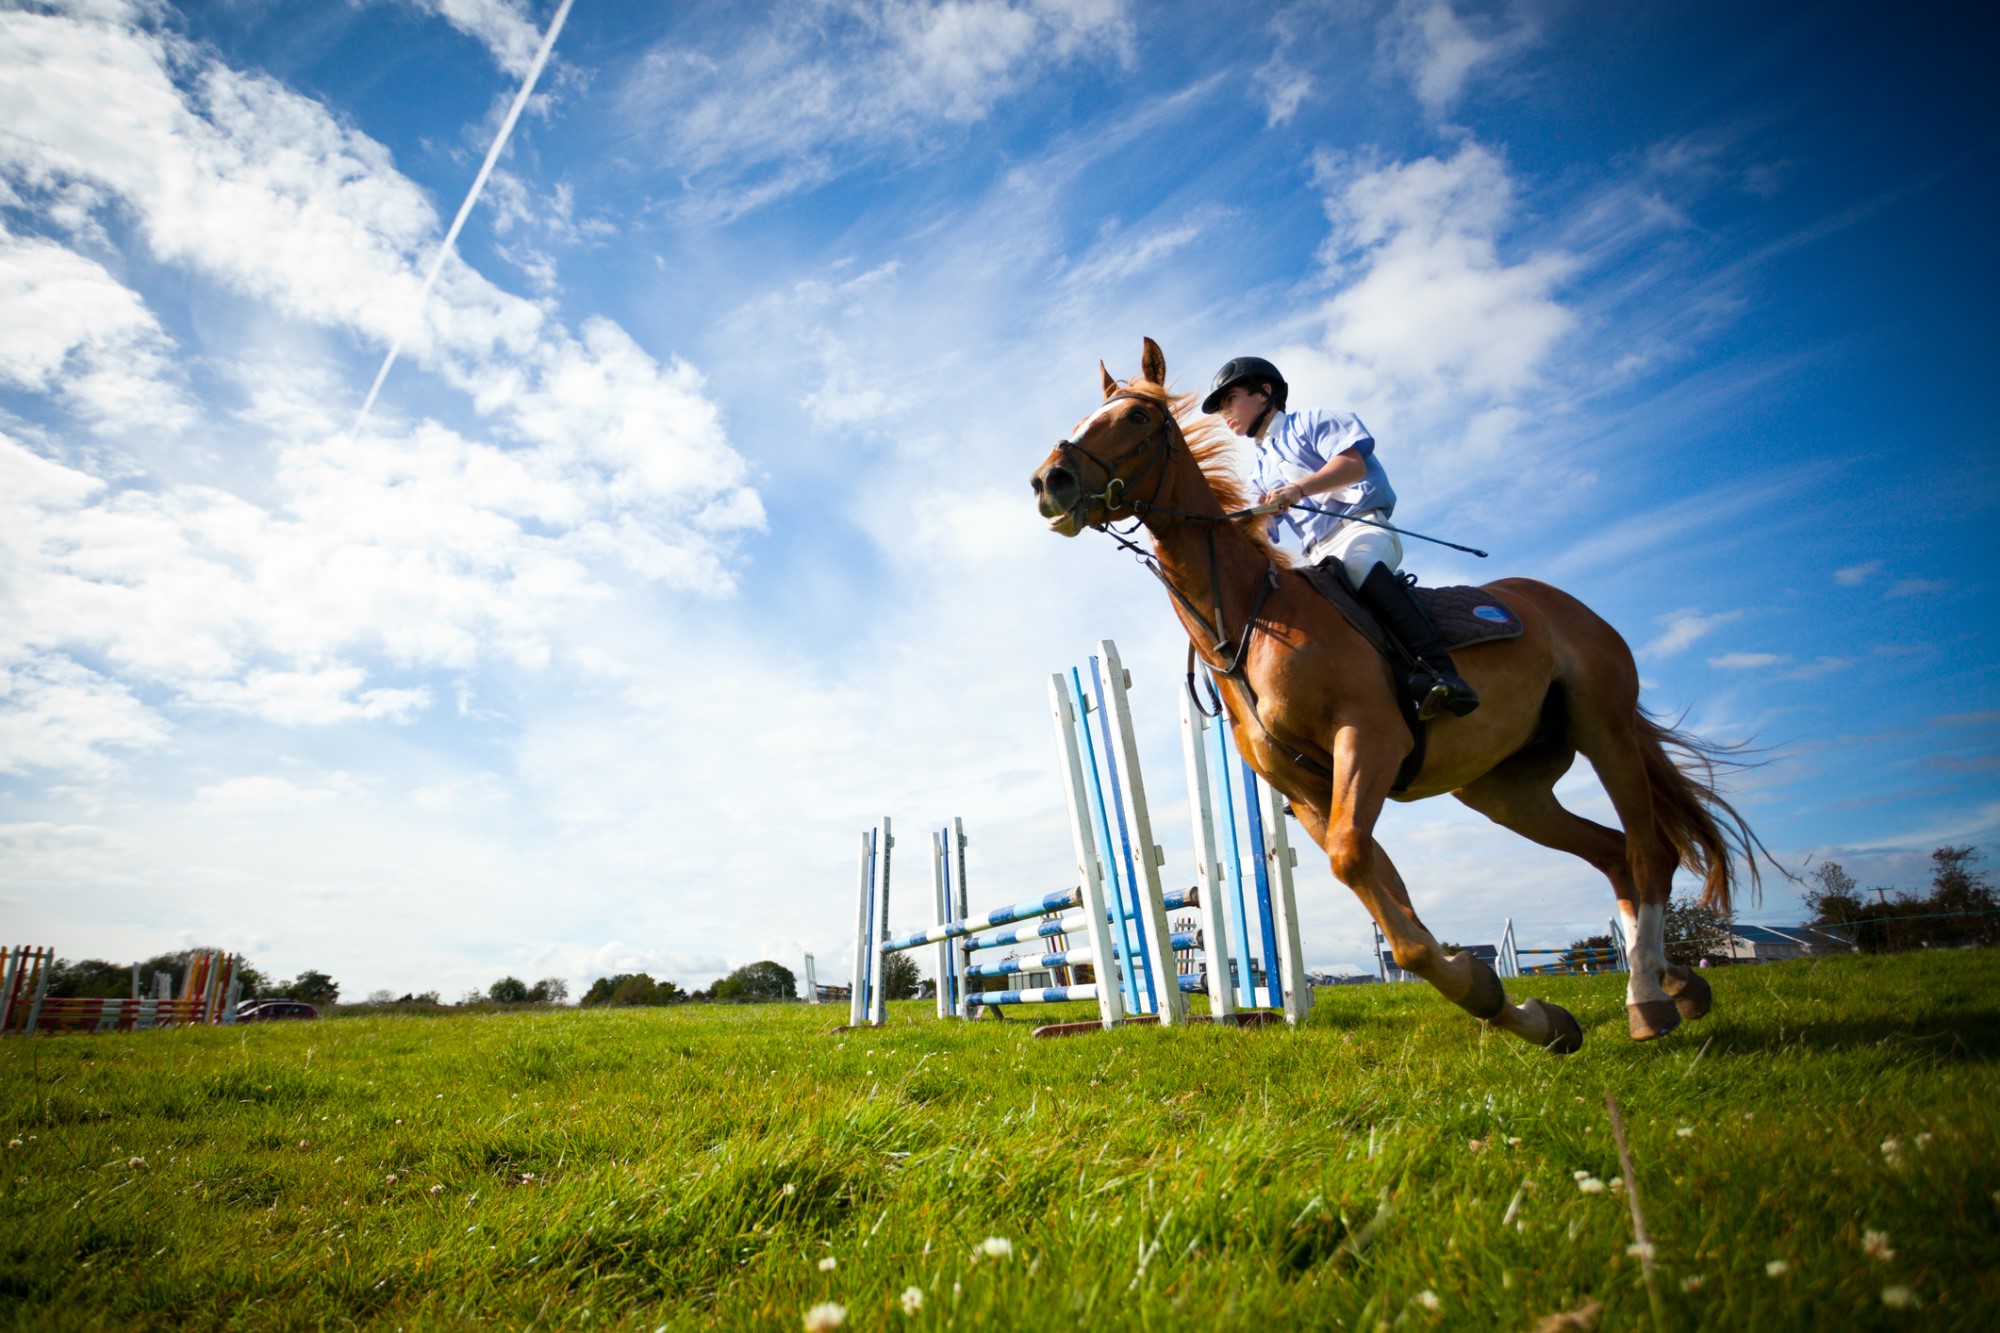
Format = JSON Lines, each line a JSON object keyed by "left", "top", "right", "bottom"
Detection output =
{"left": 1297, "top": 561, "right": 1524, "bottom": 653}
{"left": 1415, "top": 582, "right": 1526, "bottom": 650}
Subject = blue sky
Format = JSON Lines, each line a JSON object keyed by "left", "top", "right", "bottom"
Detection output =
{"left": 2, "top": 0, "right": 1994, "bottom": 999}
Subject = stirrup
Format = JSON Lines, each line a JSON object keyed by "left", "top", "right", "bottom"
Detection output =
{"left": 1416, "top": 679, "right": 1452, "bottom": 722}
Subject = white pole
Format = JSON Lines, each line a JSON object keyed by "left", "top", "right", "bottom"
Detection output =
{"left": 1257, "top": 776, "right": 1312, "bottom": 1025}
{"left": 803, "top": 953, "right": 819, "bottom": 1004}
{"left": 1097, "top": 640, "right": 1186, "bottom": 1026}
{"left": 1178, "top": 686, "right": 1237, "bottom": 1018}
{"left": 1050, "top": 674, "right": 1124, "bottom": 1030}
{"left": 953, "top": 818, "right": 972, "bottom": 1018}
{"left": 849, "top": 830, "right": 874, "bottom": 1027}
{"left": 869, "top": 818, "right": 893, "bottom": 1028}
{"left": 932, "top": 830, "right": 953, "bottom": 1019}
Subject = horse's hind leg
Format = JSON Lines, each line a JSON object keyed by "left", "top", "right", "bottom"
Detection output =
{"left": 1563, "top": 708, "right": 1689, "bottom": 1040}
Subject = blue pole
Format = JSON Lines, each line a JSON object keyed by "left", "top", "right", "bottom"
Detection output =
{"left": 1209, "top": 713, "right": 1255, "bottom": 1008}
{"left": 1089, "top": 655, "right": 1159, "bottom": 1016}
{"left": 1071, "top": 668, "right": 1144, "bottom": 1017}
{"left": 1240, "top": 756, "right": 1282, "bottom": 1006}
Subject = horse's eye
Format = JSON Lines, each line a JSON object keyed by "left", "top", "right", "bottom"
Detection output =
{"left": 1129, "top": 411, "right": 1148, "bottom": 425}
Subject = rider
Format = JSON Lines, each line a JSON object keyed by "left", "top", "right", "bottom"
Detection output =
{"left": 1202, "top": 356, "right": 1479, "bottom": 720}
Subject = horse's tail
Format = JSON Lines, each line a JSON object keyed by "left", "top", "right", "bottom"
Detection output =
{"left": 1634, "top": 710, "right": 1771, "bottom": 916}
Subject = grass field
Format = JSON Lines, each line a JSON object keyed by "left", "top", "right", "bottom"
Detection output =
{"left": 3, "top": 950, "right": 1996, "bottom": 1331}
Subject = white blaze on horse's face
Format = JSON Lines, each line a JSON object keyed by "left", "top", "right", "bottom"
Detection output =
{"left": 1063, "top": 396, "right": 1124, "bottom": 446}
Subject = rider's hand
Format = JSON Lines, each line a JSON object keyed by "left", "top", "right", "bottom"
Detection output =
{"left": 1263, "top": 483, "right": 1303, "bottom": 510}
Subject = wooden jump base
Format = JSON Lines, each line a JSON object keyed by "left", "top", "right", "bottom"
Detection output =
{"left": 2, "top": 947, "right": 243, "bottom": 1036}
{"left": 844, "top": 639, "right": 1312, "bottom": 1036}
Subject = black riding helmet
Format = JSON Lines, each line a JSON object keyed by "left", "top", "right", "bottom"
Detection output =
{"left": 1200, "top": 356, "right": 1289, "bottom": 415}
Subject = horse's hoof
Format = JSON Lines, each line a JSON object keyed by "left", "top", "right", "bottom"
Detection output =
{"left": 1453, "top": 955, "right": 1507, "bottom": 1021}
{"left": 1519, "top": 998, "right": 1583, "bottom": 1055}
{"left": 1663, "top": 968, "right": 1712, "bottom": 1020}
{"left": 1628, "top": 999, "right": 1681, "bottom": 1041}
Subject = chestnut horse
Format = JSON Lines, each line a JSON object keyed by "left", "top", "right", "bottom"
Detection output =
{"left": 1031, "top": 339, "right": 1762, "bottom": 1053}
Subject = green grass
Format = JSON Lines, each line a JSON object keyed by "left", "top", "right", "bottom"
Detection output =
{"left": 3, "top": 951, "right": 1996, "bottom": 1331}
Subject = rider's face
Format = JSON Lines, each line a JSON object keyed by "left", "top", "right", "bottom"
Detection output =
{"left": 1217, "top": 384, "right": 1271, "bottom": 436}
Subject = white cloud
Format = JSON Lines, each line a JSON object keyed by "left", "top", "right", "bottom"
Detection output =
{"left": 0, "top": 222, "right": 194, "bottom": 434}
{"left": 1278, "top": 142, "right": 1575, "bottom": 513}
{"left": 0, "top": 5, "right": 764, "bottom": 761}
{"left": 195, "top": 773, "right": 356, "bottom": 814}
{"left": 179, "top": 667, "right": 432, "bottom": 727}
{"left": 1835, "top": 560, "right": 1880, "bottom": 586}
{"left": 1641, "top": 607, "right": 1741, "bottom": 660}
{"left": 402, "top": 0, "right": 544, "bottom": 77}
{"left": 0, "top": 655, "right": 166, "bottom": 778}
{"left": 1385, "top": 0, "right": 1537, "bottom": 118}
{"left": 1885, "top": 577, "right": 1947, "bottom": 599}
{"left": 1708, "top": 651, "right": 1786, "bottom": 670}
{"left": 618, "top": 0, "right": 1132, "bottom": 216}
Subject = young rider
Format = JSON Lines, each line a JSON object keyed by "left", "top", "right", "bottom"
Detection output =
{"left": 1202, "top": 356, "right": 1479, "bottom": 720}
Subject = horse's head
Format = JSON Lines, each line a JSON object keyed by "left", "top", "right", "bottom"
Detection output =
{"left": 1032, "top": 337, "right": 1176, "bottom": 536}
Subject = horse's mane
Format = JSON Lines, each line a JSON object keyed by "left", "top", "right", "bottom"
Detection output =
{"left": 1122, "top": 379, "right": 1290, "bottom": 566}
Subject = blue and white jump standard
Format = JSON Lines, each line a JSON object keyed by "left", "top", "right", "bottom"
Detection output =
{"left": 839, "top": 638, "right": 1313, "bottom": 1035}
{"left": 1179, "top": 670, "right": 1313, "bottom": 1026}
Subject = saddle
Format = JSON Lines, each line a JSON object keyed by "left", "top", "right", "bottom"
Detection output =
{"left": 1298, "top": 560, "right": 1524, "bottom": 792}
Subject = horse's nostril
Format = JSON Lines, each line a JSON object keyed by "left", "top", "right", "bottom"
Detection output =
{"left": 1031, "top": 475, "right": 1044, "bottom": 493}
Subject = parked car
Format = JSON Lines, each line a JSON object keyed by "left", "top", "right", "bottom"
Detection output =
{"left": 237, "top": 999, "right": 319, "bottom": 1022}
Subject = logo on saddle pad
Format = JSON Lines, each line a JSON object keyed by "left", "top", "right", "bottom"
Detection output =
{"left": 1473, "top": 605, "right": 1512, "bottom": 624}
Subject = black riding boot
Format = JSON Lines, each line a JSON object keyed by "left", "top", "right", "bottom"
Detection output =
{"left": 1355, "top": 562, "right": 1481, "bottom": 720}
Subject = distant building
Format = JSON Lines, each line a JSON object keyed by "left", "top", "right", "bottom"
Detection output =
{"left": 1722, "top": 924, "right": 1855, "bottom": 963}
{"left": 1381, "top": 943, "right": 1496, "bottom": 984}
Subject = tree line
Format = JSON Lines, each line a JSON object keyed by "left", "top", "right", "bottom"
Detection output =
{"left": 1804, "top": 845, "right": 1997, "bottom": 951}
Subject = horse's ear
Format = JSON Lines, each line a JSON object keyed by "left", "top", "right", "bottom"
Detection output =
{"left": 1100, "top": 361, "right": 1117, "bottom": 398}
{"left": 1139, "top": 337, "right": 1166, "bottom": 387}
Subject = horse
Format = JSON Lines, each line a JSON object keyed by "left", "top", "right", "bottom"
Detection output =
{"left": 1031, "top": 338, "right": 1763, "bottom": 1053}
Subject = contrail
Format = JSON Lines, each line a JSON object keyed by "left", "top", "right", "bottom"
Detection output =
{"left": 350, "top": 0, "right": 576, "bottom": 439}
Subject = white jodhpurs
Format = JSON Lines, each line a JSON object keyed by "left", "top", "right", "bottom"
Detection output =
{"left": 1303, "top": 511, "right": 1403, "bottom": 589}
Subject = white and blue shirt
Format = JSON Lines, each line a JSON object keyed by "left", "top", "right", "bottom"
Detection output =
{"left": 1251, "top": 408, "right": 1397, "bottom": 549}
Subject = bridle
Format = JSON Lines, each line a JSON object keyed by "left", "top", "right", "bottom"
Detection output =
{"left": 1051, "top": 389, "right": 1335, "bottom": 783}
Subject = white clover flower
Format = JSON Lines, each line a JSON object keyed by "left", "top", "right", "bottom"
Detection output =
{"left": 1676, "top": 1126, "right": 1694, "bottom": 1138}
{"left": 1880, "top": 1285, "right": 1915, "bottom": 1310}
{"left": 1862, "top": 1229, "right": 1895, "bottom": 1261}
{"left": 1766, "top": 1260, "right": 1790, "bottom": 1278}
{"left": 1610, "top": 1178, "right": 1626, "bottom": 1193}
{"left": 818, "top": 1257, "right": 838, "bottom": 1272}
{"left": 1880, "top": 1138, "right": 1903, "bottom": 1164}
{"left": 802, "top": 1302, "right": 847, "bottom": 1331}
{"left": 1573, "top": 1170, "right": 1592, "bottom": 1181}
{"left": 1626, "top": 1242, "right": 1654, "bottom": 1260}
{"left": 1913, "top": 1132, "right": 1933, "bottom": 1148}
{"left": 384, "top": 1174, "right": 398, "bottom": 1185}
{"left": 7, "top": 1139, "right": 22, "bottom": 1149}
{"left": 1467, "top": 1139, "right": 1485, "bottom": 1153}
{"left": 783, "top": 1182, "right": 797, "bottom": 1196}
{"left": 428, "top": 1185, "right": 444, "bottom": 1196}
{"left": 1413, "top": 1290, "right": 1440, "bottom": 1311}
{"left": 900, "top": 1287, "right": 925, "bottom": 1315}
{"left": 1577, "top": 1176, "right": 1606, "bottom": 1195}
{"left": 1506, "top": 1136, "right": 1522, "bottom": 1148}
{"left": 127, "top": 1156, "right": 145, "bottom": 1169}
{"left": 1681, "top": 1275, "right": 1704, "bottom": 1292}
{"left": 980, "top": 1236, "right": 1014, "bottom": 1259}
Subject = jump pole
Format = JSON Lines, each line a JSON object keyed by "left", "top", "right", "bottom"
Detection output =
{"left": 1091, "top": 640, "right": 1185, "bottom": 1026}
{"left": 1047, "top": 672, "right": 1128, "bottom": 1031}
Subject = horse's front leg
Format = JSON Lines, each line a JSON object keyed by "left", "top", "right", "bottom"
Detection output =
{"left": 1320, "top": 724, "right": 1583, "bottom": 1054}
